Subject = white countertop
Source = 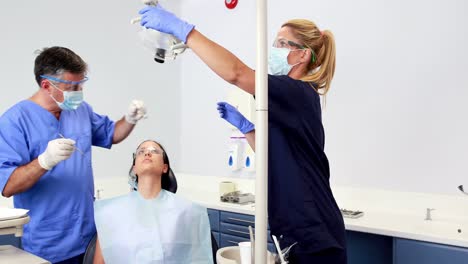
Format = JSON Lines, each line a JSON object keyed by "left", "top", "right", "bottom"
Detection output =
{"left": 179, "top": 190, "right": 468, "bottom": 248}
{"left": 173, "top": 173, "right": 468, "bottom": 249}
{"left": 2, "top": 172, "right": 467, "bottom": 249}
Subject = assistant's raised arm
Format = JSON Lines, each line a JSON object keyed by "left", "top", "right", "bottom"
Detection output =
{"left": 139, "top": 5, "right": 256, "bottom": 95}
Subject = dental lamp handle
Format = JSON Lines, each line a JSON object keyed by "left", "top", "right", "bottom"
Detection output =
{"left": 130, "top": 0, "right": 158, "bottom": 24}
{"left": 139, "top": 5, "right": 195, "bottom": 44}
{"left": 131, "top": 17, "right": 142, "bottom": 24}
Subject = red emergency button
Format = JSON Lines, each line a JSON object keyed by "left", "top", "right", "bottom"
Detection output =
{"left": 225, "top": 0, "right": 238, "bottom": 9}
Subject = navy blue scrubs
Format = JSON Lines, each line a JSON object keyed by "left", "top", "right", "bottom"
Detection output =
{"left": 267, "top": 75, "right": 346, "bottom": 263}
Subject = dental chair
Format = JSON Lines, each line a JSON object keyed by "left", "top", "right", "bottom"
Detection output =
{"left": 82, "top": 170, "right": 219, "bottom": 263}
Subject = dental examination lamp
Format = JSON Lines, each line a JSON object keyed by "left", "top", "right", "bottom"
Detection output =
{"left": 131, "top": 0, "right": 188, "bottom": 63}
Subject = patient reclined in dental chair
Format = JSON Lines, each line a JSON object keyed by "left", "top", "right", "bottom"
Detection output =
{"left": 85, "top": 140, "right": 217, "bottom": 264}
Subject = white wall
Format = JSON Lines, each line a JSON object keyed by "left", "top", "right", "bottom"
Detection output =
{"left": 178, "top": 1, "right": 257, "bottom": 178}
{"left": 321, "top": 0, "right": 468, "bottom": 194}
{"left": 179, "top": 0, "right": 468, "bottom": 195}
{"left": 1, "top": 0, "right": 467, "bottom": 196}
{"left": 0, "top": 0, "right": 182, "bottom": 184}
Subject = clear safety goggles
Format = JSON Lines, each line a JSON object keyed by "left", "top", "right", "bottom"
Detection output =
{"left": 272, "top": 37, "right": 307, "bottom": 50}
{"left": 135, "top": 147, "right": 164, "bottom": 157}
{"left": 41, "top": 75, "right": 88, "bottom": 91}
{"left": 272, "top": 37, "right": 316, "bottom": 62}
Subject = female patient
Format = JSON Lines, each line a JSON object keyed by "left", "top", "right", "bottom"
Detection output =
{"left": 93, "top": 140, "right": 213, "bottom": 264}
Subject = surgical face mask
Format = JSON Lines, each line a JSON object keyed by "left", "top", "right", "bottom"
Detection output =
{"left": 268, "top": 47, "right": 300, "bottom": 76}
{"left": 49, "top": 82, "right": 84, "bottom": 110}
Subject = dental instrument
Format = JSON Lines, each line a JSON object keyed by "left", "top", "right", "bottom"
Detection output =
{"left": 58, "top": 133, "right": 84, "bottom": 155}
{"left": 249, "top": 226, "right": 254, "bottom": 263}
{"left": 280, "top": 242, "right": 297, "bottom": 260}
{"left": 272, "top": 235, "right": 286, "bottom": 264}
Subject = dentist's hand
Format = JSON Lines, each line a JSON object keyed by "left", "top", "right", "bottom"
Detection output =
{"left": 139, "top": 5, "right": 195, "bottom": 43}
{"left": 217, "top": 102, "right": 255, "bottom": 134}
{"left": 125, "top": 100, "right": 147, "bottom": 124}
{"left": 38, "top": 138, "right": 76, "bottom": 170}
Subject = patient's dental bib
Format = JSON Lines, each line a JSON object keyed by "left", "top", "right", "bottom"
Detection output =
{"left": 94, "top": 190, "right": 213, "bottom": 264}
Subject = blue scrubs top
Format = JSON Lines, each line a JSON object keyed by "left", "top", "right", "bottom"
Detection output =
{"left": 0, "top": 100, "right": 115, "bottom": 263}
{"left": 267, "top": 75, "right": 346, "bottom": 254}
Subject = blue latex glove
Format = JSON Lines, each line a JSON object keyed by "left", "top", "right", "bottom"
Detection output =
{"left": 217, "top": 102, "right": 255, "bottom": 134}
{"left": 139, "top": 5, "right": 195, "bottom": 44}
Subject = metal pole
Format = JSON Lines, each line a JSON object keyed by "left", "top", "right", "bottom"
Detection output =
{"left": 255, "top": 0, "right": 268, "bottom": 262}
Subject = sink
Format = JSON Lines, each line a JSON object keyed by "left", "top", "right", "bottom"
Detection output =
{"left": 216, "top": 246, "right": 276, "bottom": 264}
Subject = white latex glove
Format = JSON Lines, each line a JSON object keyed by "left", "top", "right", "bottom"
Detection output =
{"left": 125, "top": 100, "right": 147, "bottom": 124}
{"left": 38, "top": 138, "right": 76, "bottom": 170}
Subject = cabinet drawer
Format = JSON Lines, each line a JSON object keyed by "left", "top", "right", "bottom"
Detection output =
{"left": 221, "top": 222, "right": 251, "bottom": 238}
{"left": 394, "top": 238, "right": 468, "bottom": 264}
{"left": 220, "top": 211, "right": 255, "bottom": 227}
{"left": 212, "top": 231, "right": 220, "bottom": 246}
{"left": 221, "top": 222, "right": 272, "bottom": 243}
{"left": 207, "top": 208, "right": 220, "bottom": 232}
{"left": 220, "top": 233, "right": 276, "bottom": 253}
{"left": 220, "top": 233, "right": 249, "bottom": 248}
{"left": 0, "top": 235, "right": 21, "bottom": 248}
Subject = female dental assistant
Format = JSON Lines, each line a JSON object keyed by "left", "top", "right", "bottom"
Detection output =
{"left": 138, "top": 5, "right": 347, "bottom": 264}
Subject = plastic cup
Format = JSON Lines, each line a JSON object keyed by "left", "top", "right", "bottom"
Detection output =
{"left": 238, "top": 241, "right": 252, "bottom": 264}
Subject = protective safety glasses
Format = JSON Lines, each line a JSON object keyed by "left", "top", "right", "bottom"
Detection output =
{"left": 135, "top": 147, "right": 164, "bottom": 157}
{"left": 272, "top": 37, "right": 306, "bottom": 50}
{"left": 272, "top": 37, "right": 316, "bottom": 63}
{"left": 41, "top": 75, "right": 88, "bottom": 91}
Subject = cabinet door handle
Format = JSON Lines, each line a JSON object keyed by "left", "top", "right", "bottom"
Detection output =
{"left": 227, "top": 229, "right": 250, "bottom": 235}
{"left": 227, "top": 217, "right": 255, "bottom": 225}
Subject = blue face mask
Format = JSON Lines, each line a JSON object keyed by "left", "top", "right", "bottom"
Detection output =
{"left": 49, "top": 83, "right": 84, "bottom": 110}
{"left": 268, "top": 47, "right": 298, "bottom": 75}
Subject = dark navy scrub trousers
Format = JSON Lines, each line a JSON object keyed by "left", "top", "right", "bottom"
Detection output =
{"left": 266, "top": 75, "right": 347, "bottom": 264}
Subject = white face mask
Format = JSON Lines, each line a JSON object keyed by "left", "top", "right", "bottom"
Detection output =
{"left": 49, "top": 83, "right": 84, "bottom": 110}
{"left": 268, "top": 47, "right": 300, "bottom": 75}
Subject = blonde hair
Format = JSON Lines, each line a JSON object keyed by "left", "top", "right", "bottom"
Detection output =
{"left": 282, "top": 19, "right": 336, "bottom": 96}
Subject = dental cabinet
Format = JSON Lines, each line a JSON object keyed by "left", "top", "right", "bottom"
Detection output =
{"left": 193, "top": 172, "right": 468, "bottom": 264}
{"left": 0, "top": 211, "right": 49, "bottom": 263}
{"left": 206, "top": 207, "right": 468, "bottom": 264}
{"left": 207, "top": 209, "right": 276, "bottom": 253}
{"left": 346, "top": 231, "right": 468, "bottom": 264}
{"left": 2, "top": 210, "right": 467, "bottom": 264}
{"left": 2, "top": 175, "right": 467, "bottom": 263}
{"left": 394, "top": 238, "right": 468, "bottom": 264}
